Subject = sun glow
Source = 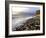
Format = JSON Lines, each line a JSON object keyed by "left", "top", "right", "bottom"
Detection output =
{"left": 12, "top": 6, "right": 28, "bottom": 15}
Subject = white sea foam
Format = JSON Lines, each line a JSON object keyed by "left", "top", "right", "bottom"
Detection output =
{"left": 12, "top": 16, "right": 36, "bottom": 30}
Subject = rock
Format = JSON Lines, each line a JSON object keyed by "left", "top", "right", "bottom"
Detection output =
{"left": 13, "top": 16, "right": 40, "bottom": 31}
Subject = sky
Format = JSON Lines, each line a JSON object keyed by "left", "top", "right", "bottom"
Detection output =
{"left": 12, "top": 6, "right": 40, "bottom": 15}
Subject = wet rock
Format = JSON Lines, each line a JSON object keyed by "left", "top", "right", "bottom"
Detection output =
{"left": 13, "top": 16, "right": 40, "bottom": 31}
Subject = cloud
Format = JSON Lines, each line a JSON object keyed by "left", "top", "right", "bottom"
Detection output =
{"left": 12, "top": 6, "right": 40, "bottom": 15}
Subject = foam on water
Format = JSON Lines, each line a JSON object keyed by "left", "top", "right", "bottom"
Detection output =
{"left": 12, "top": 16, "right": 35, "bottom": 30}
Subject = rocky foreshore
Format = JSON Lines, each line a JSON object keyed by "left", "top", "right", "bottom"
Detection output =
{"left": 13, "top": 15, "right": 40, "bottom": 31}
